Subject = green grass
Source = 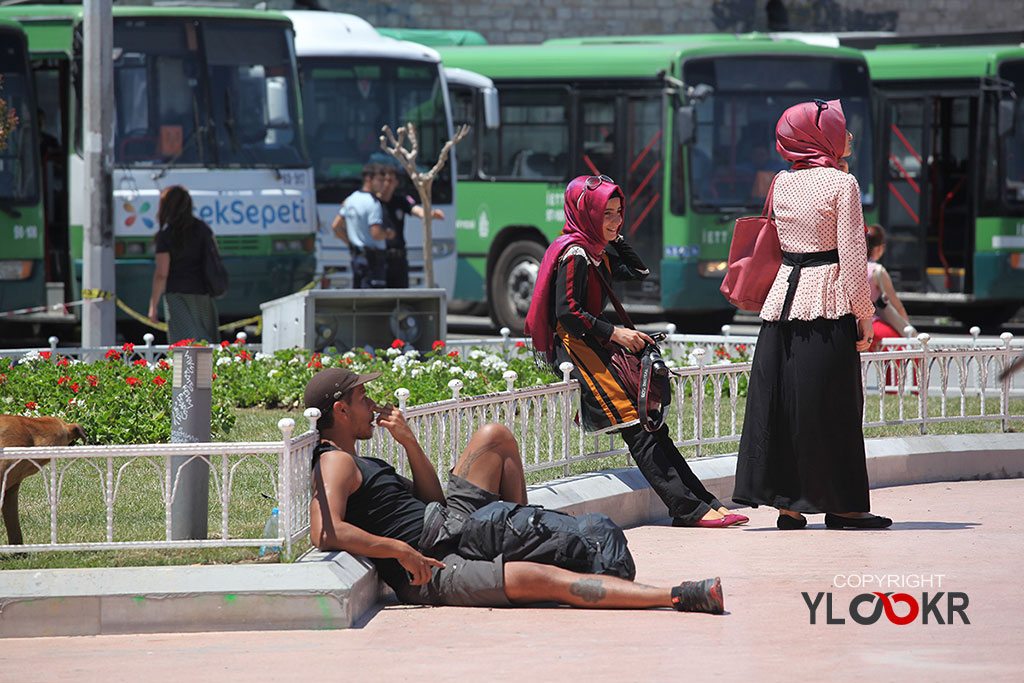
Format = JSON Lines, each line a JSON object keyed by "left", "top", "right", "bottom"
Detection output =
{"left": 3, "top": 396, "right": 1020, "bottom": 570}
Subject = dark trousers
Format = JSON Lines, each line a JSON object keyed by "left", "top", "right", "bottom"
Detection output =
{"left": 620, "top": 424, "right": 724, "bottom": 524}
{"left": 385, "top": 250, "right": 410, "bottom": 288}
{"left": 352, "top": 249, "right": 387, "bottom": 289}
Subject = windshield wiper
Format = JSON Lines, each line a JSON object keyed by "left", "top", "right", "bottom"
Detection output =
{"left": 152, "top": 92, "right": 206, "bottom": 181}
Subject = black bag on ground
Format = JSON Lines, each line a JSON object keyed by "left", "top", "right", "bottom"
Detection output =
{"left": 201, "top": 225, "right": 229, "bottom": 298}
{"left": 453, "top": 501, "right": 636, "bottom": 580}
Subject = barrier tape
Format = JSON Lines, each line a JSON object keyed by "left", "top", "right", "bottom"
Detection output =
{"left": 3, "top": 276, "right": 319, "bottom": 336}
{"left": 0, "top": 296, "right": 105, "bottom": 319}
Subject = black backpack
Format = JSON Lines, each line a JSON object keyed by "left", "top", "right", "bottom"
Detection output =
{"left": 420, "top": 500, "right": 636, "bottom": 581}
{"left": 201, "top": 225, "right": 229, "bottom": 298}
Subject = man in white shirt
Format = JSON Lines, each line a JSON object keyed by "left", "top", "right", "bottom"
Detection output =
{"left": 331, "top": 164, "right": 393, "bottom": 288}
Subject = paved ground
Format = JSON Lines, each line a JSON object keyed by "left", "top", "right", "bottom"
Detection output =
{"left": 3, "top": 479, "right": 1021, "bottom": 682}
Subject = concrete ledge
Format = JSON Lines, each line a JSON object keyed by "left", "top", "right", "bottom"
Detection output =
{"left": 0, "top": 551, "right": 377, "bottom": 637}
{"left": 2, "top": 432, "right": 1021, "bottom": 637}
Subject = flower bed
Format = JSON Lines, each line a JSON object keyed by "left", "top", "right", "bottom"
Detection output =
{"left": 0, "top": 338, "right": 752, "bottom": 445}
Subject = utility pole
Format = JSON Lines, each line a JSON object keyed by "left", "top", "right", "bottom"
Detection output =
{"left": 81, "top": 0, "right": 116, "bottom": 347}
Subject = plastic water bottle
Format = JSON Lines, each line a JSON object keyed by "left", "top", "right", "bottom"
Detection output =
{"left": 259, "top": 507, "right": 280, "bottom": 557}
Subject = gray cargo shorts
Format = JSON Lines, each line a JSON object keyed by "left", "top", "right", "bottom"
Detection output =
{"left": 394, "top": 472, "right": 512, "bottom": 607}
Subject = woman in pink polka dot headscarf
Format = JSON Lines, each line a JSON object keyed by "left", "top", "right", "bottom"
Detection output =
{"left": 732, "top": 99, "right": 892, "bottom": 531}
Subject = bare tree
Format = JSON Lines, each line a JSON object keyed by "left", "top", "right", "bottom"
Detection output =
{"left": 379, "top": 122, "right": 469, "bottom": 289}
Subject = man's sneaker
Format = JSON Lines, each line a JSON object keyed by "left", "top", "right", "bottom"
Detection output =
{"left": 671, "top": 577, "right": 724, "bottom": 614}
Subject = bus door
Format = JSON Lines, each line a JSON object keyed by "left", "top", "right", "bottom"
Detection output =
{"left": 32, "top": 58, "right": 71, "bottom": 301}
{"left": 577, "top": 93, "right": 663, "bottom": 306}
{"left": 881, "top": 93, "right": 976, "bottom": 294}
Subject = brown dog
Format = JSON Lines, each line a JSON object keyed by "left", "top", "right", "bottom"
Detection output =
{"left": 1, "top": 415, "right": 86, "bottom": 546}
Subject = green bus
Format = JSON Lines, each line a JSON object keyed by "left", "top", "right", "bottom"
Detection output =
{"left": 0, "top": 19, "right": 42, "bottom": 320}
{"left": 859, "top": 44, "right": 1024, "bottom": 326}
{"left": 0, "top": 6, "right": 316, "bottom": 332}
{"left": 438, "top": 38, "right": 876, "bottom": 331}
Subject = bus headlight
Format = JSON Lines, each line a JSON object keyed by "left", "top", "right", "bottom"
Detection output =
{"left": 0, "top": 260, "right": 32, "bottom": 280}
{"left": 698, "top": 260, "right": 728, "bottom": 278}
{"left": 273, "top": 238, "right": 307, "bottom": 252}
{"left": 432, "top": 239, "right": 456, "bottom": 259}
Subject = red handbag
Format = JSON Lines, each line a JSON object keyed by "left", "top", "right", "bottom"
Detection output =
{"left": 719, "top": 174, "right": 782, "bottom": 312}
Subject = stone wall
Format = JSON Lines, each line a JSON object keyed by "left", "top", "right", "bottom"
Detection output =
{"left": 295, "top": 0, "right": 1022, "bottom": 44}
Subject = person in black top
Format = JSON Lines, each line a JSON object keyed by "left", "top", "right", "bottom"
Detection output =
{"left": 147, "top": 185, "right": 220, "bottom": 343}
{"left": 376, "top": 165, "right": 445, "bottom": 288}
{"left": 305, "top": 367, "right": 725, "bottom": 612}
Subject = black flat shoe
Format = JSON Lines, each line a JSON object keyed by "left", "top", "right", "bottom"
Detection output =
{"left": 777, "top": 514, "right": 807, "bottom": 530}
{"left": 824, "top": 513, "right": 893, "bottom": 529}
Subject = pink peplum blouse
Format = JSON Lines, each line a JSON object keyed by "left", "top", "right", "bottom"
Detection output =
{"left": 759, "top": 167, "right": 875, "bottom": 322}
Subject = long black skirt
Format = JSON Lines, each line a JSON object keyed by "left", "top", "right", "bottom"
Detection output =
{"left": 733, "top": 314, "right": 871, "bottom": 513}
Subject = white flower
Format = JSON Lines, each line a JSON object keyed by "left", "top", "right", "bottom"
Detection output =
{"left": 320, "top": 355, "right": 334, "bottom": 366}
{"left": 386, "top": 347, "right": 401, "bottom": 357}
{"left": 411, "top": 368, "right": 423, "bottom": 378}
{"left": 267, "top": 369, "right": 280, "bottom": 377}
{"left": 464, "top": 370, "right": 478, "bottom": 379}
{"left": 20, "top": 350, "right": 41, "bottom": 363}
{"left": 289, "top": 355, "right": 302, "bottom": 364}
{"left": 255, "top": 352, "right": 271, "bottom": 361}
{"left": 469, "top": 349, "right": 486, "bottom": 360}
{"left": 216, "top": 356, "right": 232, "bottom": 366}
{"left": 429, "top": 360, "right": 443, "bottom": 371}
{"left": 3, "top": 396, "right": 13, "bottom": 404}
{"left": 342, "top": 351, "right": 356, "bottom": 360}
{"left": 405, "top": 349, "right": 420, "bottom": 359}
{"left": 449, "top": 366, "right": 464, "bottom": 375}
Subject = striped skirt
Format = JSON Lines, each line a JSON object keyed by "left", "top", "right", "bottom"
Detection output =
{"left": 164, "top": 292, "right": 219, "bottom": 344}
{"left": 555, "top": 324, "right": 639, "bottom": 434}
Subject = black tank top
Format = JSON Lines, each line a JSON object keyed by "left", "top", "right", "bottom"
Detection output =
{"left": 312, "top": 441, "right": 426, "bottom": 589}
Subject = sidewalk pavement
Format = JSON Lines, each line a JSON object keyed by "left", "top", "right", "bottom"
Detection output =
{"left": 2, "top": 478, "right": 1021, "bottom": 682}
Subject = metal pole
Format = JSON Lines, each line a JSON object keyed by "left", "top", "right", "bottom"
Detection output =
{"left": 170, "top": 347, "right": 212, "bottom": 539}
{"left": 81, "top": 0, "right": 116, "bottom": 347}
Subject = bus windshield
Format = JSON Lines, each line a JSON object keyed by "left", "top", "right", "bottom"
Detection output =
{"left": 298, "top": 57, "right": 451, "bottom": 203}
{"left": 999, "top": 60, "right": 1024, "bottom": 206}
{"left": 112, "top": 19, "right": 305, "bottom": 168}
{"left": 0, "top": 38, "right": 37, "bottom": 203}
{"left": 683, "top": 56, "right": 874, "bottom": 210}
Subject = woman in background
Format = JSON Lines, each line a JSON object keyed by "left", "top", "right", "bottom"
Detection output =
{"left": 147, "top": 185, "right": 220, "bottom": 344}
{"left": 865, "top": 223, "right": 912, "bottom": 351}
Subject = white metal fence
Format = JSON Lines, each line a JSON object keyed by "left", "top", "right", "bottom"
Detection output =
{"left": 0, "top": 413, "right": 317, "bottom": 557}
{"left": 2, "top": 336, "right": 1020, "bottom": 556}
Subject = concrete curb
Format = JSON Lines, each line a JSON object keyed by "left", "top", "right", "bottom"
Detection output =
{"left": 2, "top": 433, "right": 1021, "bottom": 637}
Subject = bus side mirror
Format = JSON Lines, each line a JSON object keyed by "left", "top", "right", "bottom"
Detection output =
{"left": 998, "top": 99, "right": 1016, "bottom": 137}
{"left": 676, "top": 106, "right": 696, "bottom": 146}
{"left": 482, "top": 87, "right": 500, "bottom": 129}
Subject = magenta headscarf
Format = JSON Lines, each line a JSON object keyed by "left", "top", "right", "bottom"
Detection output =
{"left": 524, "top": 175, "right": 625, "bottom": 362}
{"left": 775, "top": 99, "right": 847, "bottom": 170}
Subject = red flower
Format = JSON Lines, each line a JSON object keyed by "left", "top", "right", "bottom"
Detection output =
{"left": 158, "top": 360, "right": 169, "bottom": 369}
{"left": 515, "top": 341, "right": 526, "bottom": 348}
{"left": 87, "top": 375, "right": 99, "bottom": 387}
{"left": 211, "top": 373, "right": 217, "bottom": 380}
{"left": 391, "top": 339, "right": 405, "bottom": 349}
{"left": 341, "top": 357, "right": 352, "bottom": 366}
{"left": 40, "top": 351, "right": 52, "bottom": 360}
{"left": 169, "top": 338, "right": 196, "bottom": 348}
{"left": 134, "top": 359, "right": 148, "bottom": 366}
{"left": 57, "top": 357, "right": 70, "bottom": 366}
{"left": 70, "top": 383, "right": 80, "bottom": 393}
{"left": 736, "top": 344, "right": 747, "bottom": 352}
{"left": 0, "top": 373, "right": 6, "bottom": 384}
{"left": 122, "top": 342, "right": 135, "bottom": 354}
{"left": 58, "top": 376, "right": 70, "bottom": 385}
{"left": 432, "top": 340, "right": 445, "bottom": 351}
{"left": 237, "top": 349, "right": 252, "bottom": 361}
{"left": 152, "top": 376, "right": 167, "bottom": 386}
{"left": 220, "top": 340, "right": 231, "bottom": 348}
{"left": 25, "top": 401, "right": 36, "bottom": 409}
{"left": 126, "top": 377, "right": 140, "bottom": 386}
{"left": 105, "top": 349, "right": 121, "bottom": 360}
{"left": 236, "top": 338, "right": 245, "bottom": 345}
{"left": 448, "top": 350, "right": 459, "bottom": 358}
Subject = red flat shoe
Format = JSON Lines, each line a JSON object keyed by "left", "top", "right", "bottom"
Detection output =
{"left": 693, "top": 514, "right": 747, "bottom": 528}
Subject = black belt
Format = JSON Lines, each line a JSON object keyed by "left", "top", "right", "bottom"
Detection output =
{"left": 780, "top": 249, "right": 839, "bottom": 320}
{"left": 350, "top": 246, "right": 383, "bottom": 257}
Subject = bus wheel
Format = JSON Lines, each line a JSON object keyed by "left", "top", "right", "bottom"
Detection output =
{"left": 490, "top": 240, "right": 546, "bottom": 334}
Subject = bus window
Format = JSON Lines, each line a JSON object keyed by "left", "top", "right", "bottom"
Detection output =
{"left": 113, "top": 21, "right": 204, "bottom": 165}
{"left": 299, "top": 58, "right": 451, "bottom": 204}
{"left": 683, "top": 57, "right": 873, "bottom": 210}
{"left": 580, "top": 99, "right": 616, "bottom": 177}
{"left": 204, "top": 23, "right": 305, "bottom": 167}
{"left": 482, "top": 88, "right": 568, "bottom": 180}
{"left": 999, "top": 61, "right": 1024, "bottom": 206}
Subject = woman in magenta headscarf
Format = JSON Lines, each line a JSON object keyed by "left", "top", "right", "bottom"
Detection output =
{"left": 526, "top": 175, "right": 747, "bottom": 528}
{"left": 732, "top": 99, "right": 892, "bottom": 530}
